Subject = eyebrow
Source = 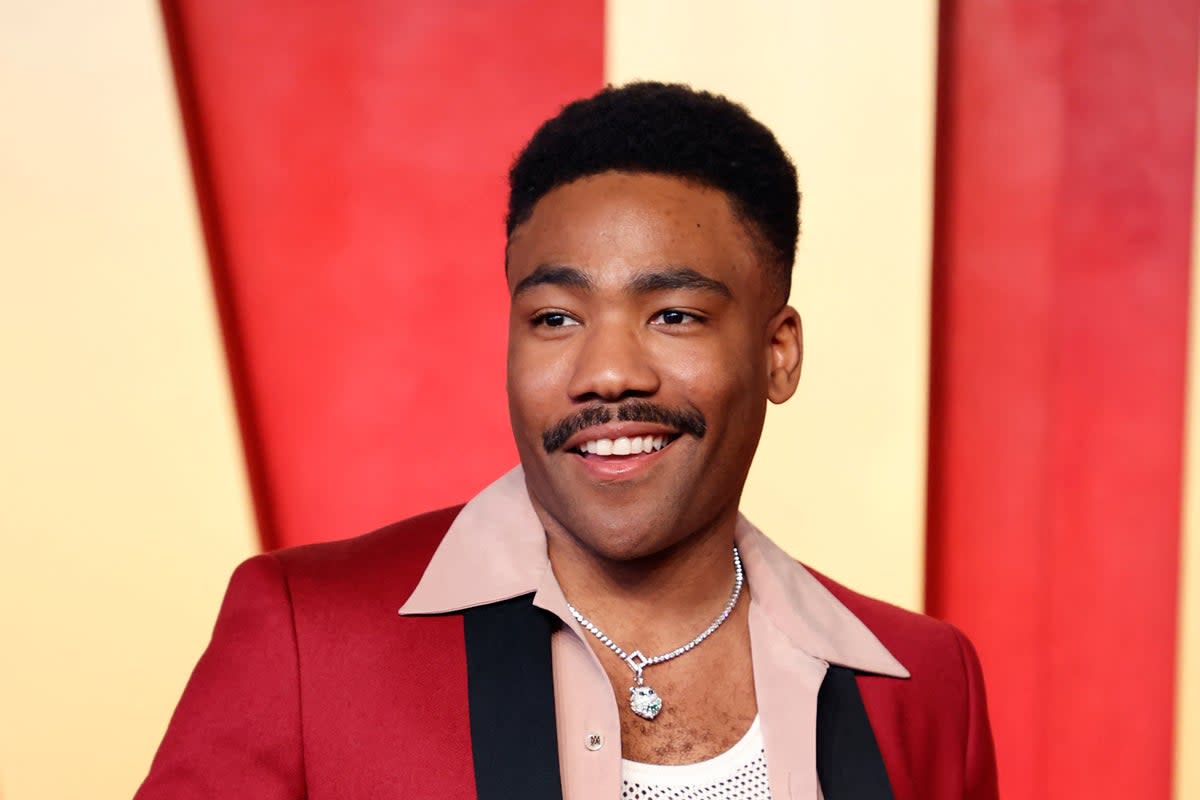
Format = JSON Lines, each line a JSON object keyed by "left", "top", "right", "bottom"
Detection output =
{"left": 627, "top": 267, "right": 733, "bottom": 299}
{"left": 512, "top": 264, "right": 593, "bottom": 298}
{"left": 512, "top": 264, "right": 732, "bottom": 300}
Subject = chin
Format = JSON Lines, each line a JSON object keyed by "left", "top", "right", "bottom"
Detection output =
{"left": 556, "top": 501, "right": 692, "bottom": 563}
{"left": 579, "top": 530, "right": 667, "bottom": 563}
{"left": 521, "top": 449, "right": 724, "bottom": 562}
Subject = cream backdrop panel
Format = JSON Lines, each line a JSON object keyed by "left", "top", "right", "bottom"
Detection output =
{"left": 0, "top": 2, "right": 258, "bottom": 798}
{"left": 607, "top": 0, "right": 937, "bottom": 610}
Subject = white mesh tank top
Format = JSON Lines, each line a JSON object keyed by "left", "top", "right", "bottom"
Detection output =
{"left": 620, "top": 716, "right": 770, "bottom": 800}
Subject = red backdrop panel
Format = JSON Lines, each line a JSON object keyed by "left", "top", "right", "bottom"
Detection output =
{"left": 162, "top": 1, "right": 604, "bottom": 548}
{"left": 927, "top": 1, "right": 1198, "bottom": 797}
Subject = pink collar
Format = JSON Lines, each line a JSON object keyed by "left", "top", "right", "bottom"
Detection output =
{"left": 400, "top": 466, "right": 907, "bottom": 678}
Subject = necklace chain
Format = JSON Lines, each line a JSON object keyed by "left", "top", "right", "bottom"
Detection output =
{"left": 565, "top": 546, "right": 744, "bottom": 683}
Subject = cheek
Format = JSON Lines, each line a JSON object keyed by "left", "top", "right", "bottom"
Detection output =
{"left": 662, "top": 333, "right": 766, "bottom": 410}
{"left": 506, "top": 341, "right": 572, "bottom": 433}
{"left": 698, "top": 354, "right": 769, "bottom": 460}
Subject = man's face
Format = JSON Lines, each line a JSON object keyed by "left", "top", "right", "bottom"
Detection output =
{"left": 506, "top": 171, "right": 801, "bottom": 562}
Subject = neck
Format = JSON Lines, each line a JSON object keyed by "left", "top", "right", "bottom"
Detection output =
{"left": 543, "top": 509, "right": 742, "bottom": 654}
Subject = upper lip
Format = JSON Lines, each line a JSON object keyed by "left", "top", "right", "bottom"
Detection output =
{"left": 561, "top": 422, "right": 680, "bottom": 453}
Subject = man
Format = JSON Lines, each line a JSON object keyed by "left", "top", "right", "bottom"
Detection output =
{"left": 137, "top": 83, "right": 998, "bottom": 799}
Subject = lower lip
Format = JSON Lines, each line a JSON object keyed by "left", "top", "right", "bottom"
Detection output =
{"left": 570, "top": 441, "right": 673, "bottom": 480}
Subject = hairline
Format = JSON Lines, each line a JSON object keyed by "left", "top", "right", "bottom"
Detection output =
{"left": 504, "top": 168, "right": 793, "bottom": 301}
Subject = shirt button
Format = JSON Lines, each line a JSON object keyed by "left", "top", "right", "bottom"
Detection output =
{"left": 585, "top": 733, "right": 604, "bottom": 751}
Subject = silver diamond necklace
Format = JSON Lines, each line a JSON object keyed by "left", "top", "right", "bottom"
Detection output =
{"left": 566, "top": 546, "right": 744, "bottom": 721}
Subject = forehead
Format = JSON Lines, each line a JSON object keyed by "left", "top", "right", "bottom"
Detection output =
{"left": 506, "top": 172, "right": 764, "bottom": 291}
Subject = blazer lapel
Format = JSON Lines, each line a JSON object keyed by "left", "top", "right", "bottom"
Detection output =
{"left": 816, "top": 665, "right": 894, "bottom": 800}
{"left": 462, "top": 594, "right": 563, "bottom": 800}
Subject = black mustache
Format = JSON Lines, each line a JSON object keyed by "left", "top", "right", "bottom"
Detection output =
{"left": 542, "top": 401, "right": 707, "bottom": 453}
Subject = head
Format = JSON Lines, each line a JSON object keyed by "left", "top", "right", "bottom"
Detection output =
{"left": 505, "top": 82, "right": 803, "bottom": 563}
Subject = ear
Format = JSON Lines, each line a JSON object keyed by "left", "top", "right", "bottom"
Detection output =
{"left": 765, "top": 305, "right": 803, "bottom": 404}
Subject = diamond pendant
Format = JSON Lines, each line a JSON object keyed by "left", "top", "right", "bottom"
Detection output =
{"left": 624, "top": 650, "right": 663, "bottom": 720}
{"left": 629, "top": 685, "right": 664, "bottom": 720}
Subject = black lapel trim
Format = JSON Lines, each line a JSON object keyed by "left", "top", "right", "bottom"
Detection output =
{"left": 816, "top": 665, "right": 894, "bottom": 800}
{"left": 462, "top": 594, "right": 563, "bottom": 800}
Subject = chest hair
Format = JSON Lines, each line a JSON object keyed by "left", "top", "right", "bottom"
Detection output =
{"left": 592, "top": 613, "right": 758, "bottom": 764}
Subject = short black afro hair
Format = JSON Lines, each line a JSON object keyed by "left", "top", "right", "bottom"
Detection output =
{"left": 507, "top": 81, "right": 800, "bottom": 299}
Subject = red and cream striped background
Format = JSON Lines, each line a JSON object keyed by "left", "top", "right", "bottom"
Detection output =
{"left": 2, "top": 1, "right": 1198, "bottom": 797}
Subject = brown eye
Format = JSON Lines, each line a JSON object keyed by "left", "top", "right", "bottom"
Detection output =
{"left": 534, "top": 312, "right": 579, "bottom": 328}
{"left": 651, "top": 309, "right": 700, "bottom": 326}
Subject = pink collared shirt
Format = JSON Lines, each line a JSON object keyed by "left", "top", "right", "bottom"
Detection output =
{"left": 400, "top": 468, "right": 909, "bottom": 800}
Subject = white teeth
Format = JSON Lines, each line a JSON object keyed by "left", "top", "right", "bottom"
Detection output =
{"left": 577, "top": 435, "right": 672, "bottom": 455}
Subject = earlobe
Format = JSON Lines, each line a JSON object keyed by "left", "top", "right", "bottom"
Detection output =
{"left": 766, "top": 306, "right": 803, "bottom": 404}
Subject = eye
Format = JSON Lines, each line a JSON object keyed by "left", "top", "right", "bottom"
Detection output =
{"left": 651, "top": 309, "right": 701, "bottom": 326}
{"left": 532, "top": 312, "right": 580, "bottom": 328}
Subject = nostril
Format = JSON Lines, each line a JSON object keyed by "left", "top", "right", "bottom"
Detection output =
{"left": 570, "top": 387, "right": 657, "bottom": 405}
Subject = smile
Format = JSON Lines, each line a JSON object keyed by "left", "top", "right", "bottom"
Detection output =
{"left": 571, "top": 434, "right": 674, "bottom": 456}
{"left": 561, "top": 423, "right": 684, "bottom": 479}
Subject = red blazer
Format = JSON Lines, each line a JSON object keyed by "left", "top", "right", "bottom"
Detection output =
{"left": 136, "top": 506, "right": 998, "bottom": 799}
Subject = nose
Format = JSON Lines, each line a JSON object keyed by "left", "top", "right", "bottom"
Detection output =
{"left": 566, "top": 320, "right": 660, "bottom": 403}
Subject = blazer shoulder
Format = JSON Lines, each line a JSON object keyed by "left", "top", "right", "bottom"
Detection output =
{"left": 267, "top": 504, "right": 464, "bottom": 601}
{"left": 807, "top": 566, "right": 999, "bottom": 798}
